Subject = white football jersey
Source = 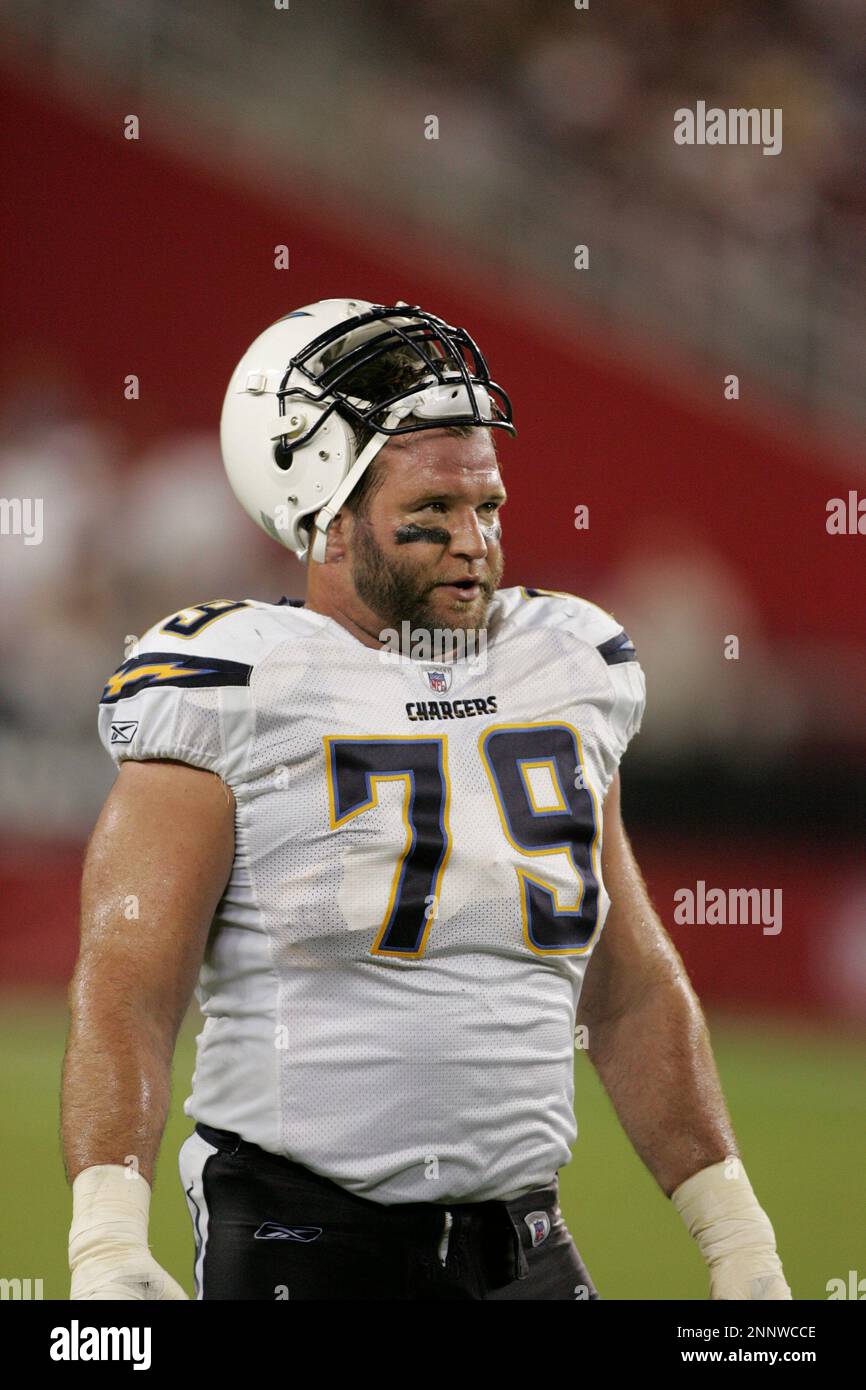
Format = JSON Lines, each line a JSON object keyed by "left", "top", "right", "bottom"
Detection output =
{"left": 98, "top": 586, "right": 646, "bottom": 1204}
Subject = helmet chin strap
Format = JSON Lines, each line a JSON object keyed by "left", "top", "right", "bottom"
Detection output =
{"left": 306, "top": 408, "right": 405, "bottom": 565}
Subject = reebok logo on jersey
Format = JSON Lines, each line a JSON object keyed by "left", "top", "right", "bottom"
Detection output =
{"left": 406, "top": 695, "right": 498, "bottom": 722}
{"left": 253, "top": 1222, "right": 323, "bottom": 1242}
{"left": 109, "top": 721, "right": 139, "bottom": 744}
{"left": 524, "top": 1211, "right": 551, "bottom": 1247}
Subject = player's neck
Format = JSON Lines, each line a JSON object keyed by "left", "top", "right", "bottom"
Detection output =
{"left": 304, "top": 592, "right": 389, "bottom": 651}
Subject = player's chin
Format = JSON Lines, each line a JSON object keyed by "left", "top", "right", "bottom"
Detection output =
{"left": 428, "top": 587, "right": 491, "bottom": 627}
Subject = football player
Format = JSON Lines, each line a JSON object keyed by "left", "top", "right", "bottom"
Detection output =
{"left": 62, "top": 299, "right": 792, "bottom": 1300}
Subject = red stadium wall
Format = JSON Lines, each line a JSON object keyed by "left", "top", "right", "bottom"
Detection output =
{"left": 1, "top": 69, "right": 862, "bottom": 1024}
{"left": 1, "top": 68, "right": 861, "bottom": 643}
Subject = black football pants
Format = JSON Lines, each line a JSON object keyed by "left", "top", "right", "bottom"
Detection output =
{"left": 179, "top": 1122, "right": 601, "bottom": 1301}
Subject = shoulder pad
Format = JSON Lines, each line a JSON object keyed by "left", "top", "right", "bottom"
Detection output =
{"left": 513, "top": 586, "right": 639, "bottom": 664}
{"left": 100, "top": 598, "right": 304, "bottom": 706}
{"left": 133, "top": 597, "right": 303, "bottom": 658}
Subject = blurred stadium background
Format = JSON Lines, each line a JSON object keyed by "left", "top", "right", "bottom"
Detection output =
{"left": 1, "top": 0, "right": 863, "bottom": 1300}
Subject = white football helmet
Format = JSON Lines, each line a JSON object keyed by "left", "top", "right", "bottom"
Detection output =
{"left": 219, "top": 297, "right": 515, "bottom": 563}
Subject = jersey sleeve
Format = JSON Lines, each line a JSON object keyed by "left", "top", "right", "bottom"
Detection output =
{"left": 97, "top": 611, "right": 255, "bottom": 788}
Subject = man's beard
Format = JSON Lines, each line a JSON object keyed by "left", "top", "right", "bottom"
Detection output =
{"left": 351, "top": 519, "right": 503, "bottom": 650}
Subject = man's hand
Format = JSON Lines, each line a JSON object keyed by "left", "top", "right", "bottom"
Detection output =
{"left": 671, "top": 1159, "right": 793, "bottom": 1300}
{"left": 69, "top": 1164, "right": 188, "bottom": 1301}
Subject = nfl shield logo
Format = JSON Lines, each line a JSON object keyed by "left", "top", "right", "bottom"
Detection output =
{"left": 524, "top": 1210, "right": 551, "bottom": 1247}
{"left": 426, "top": 668, "right": 451, "bottom": 693}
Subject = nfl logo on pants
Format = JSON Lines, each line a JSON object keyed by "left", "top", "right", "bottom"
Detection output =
{"left": 524, "top": 1211, "right": 551, "bottom": 1248}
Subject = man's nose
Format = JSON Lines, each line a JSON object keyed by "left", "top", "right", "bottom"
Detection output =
{"left": 448, "top": 510, "right": 488, "bottom": 559}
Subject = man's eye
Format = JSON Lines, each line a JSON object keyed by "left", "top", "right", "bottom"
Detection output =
{"left": 480, "top": 502, "right": 500, "bottom": 514}
{"left": 424, "top": 502, "right": 447, "bottom": 514}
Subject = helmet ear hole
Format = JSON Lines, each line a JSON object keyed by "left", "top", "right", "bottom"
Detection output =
{"left": 274, "top": 441, "right": 294, "bottom": 471}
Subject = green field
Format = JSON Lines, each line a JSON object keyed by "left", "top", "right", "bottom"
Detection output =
{"left": 2, "top": 994, "right": 862, "bottom": 1300}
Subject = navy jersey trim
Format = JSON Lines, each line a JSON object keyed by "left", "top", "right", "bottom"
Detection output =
{"left": 596, "top": 630, "right": 637, "bottom": 665}
{"left": 100, "top": 651, "right": 253, "bottom": 704}
{"left": 277, "top": 596, "right": 305, "bottom": 607}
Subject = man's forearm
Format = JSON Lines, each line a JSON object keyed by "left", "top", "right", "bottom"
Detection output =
{"left": 61, "top": 989, "right": 174, "bottom": 1187}
{"left": 584, "top": 971, "right": 738, "bottom": 1197}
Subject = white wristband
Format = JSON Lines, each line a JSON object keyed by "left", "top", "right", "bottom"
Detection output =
{"left": 671, "top": 1158, "right": 792, "bottom": 1299}
{"left": 69, "top": 1164, "right": 151, "bottom": 1265}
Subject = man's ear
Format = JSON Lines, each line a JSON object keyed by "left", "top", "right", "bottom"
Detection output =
{"left": 317, "top": 507, "right": 349, "bottom": 564}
